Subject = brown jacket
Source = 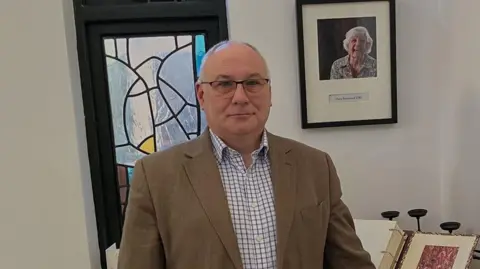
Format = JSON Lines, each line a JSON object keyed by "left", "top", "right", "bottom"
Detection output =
{"left": 118, "top": 130, "right": 374, "bottom": 269}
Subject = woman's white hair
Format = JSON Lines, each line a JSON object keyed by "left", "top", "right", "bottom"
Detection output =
{"left": 342, "top": 26, "right": 373, "bottom": 54}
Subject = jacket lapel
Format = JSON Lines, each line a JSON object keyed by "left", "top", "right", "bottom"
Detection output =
{"left": 268, "top": 133, "right": 296, "bottom": 269}
{"left": 182, "top": 131, "right": 243, "bottom": 269}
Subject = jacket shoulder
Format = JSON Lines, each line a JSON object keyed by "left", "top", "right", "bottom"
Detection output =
{"left": 270, "top": 134, "right": 336, "bottom": 171}
{"left": 137, "top": 138, "right": 196, "bottom": 169}
{"left": 273, "top": 134, "right": 329, "bottom": 158}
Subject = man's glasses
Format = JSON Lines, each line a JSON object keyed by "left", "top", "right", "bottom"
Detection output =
{"left": 199, "top": 78, "right": 270, "bottom": 97}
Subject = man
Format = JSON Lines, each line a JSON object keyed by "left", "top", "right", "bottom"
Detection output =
{"left": 118, "top": 40, "right": 375, "bottom": 269}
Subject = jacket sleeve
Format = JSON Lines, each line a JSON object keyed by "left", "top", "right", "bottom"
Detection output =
{"left": 118, "top": 158, "right": 165, "bottom": 269}
{"left": 323, "top": 153, "right": 375, "bottom": 269}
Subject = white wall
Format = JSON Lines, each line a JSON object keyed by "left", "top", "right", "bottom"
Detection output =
{"left": 0, "top": 0, "right": 478, "bottom": 269}
{"left": 0, "top": 0, "right": 99, "bottom": 268}
{"left": 438, "top": 0, "right": 480, "bottom": 234}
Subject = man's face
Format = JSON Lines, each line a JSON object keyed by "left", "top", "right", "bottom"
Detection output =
{"left": 348, "top": 34, "right": 367, "bottom": 57}
{"left": 196, "top": 44, "right": 272, "bottom": 138}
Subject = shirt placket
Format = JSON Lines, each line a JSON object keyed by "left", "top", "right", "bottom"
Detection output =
{"left": 229, "top": 151, "right": 255, "bottom": 268}
{"left": 221, "top": 143, "right": 274, "bottom": 269}
{"left": 248, "top": 155, "right": 266, "bottom": 269}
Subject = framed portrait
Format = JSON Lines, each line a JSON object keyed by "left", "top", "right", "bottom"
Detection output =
{"left": 296, "top": 0, "right": 397, "bottom": 128}
{"left": 397, "top": 232, "right": 480, "bottom": 269}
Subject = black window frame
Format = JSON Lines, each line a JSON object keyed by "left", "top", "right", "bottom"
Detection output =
{"left": 72, "top": 1, "right": 229, "bottom": 268}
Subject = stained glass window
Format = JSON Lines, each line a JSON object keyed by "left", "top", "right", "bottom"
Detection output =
{"left": 103, "top": 34, "right": 207, "bottom": 213}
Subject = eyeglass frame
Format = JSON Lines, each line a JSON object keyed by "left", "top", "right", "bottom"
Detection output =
{"left": 197, "top": 78, "right": 271, "bottom": 96}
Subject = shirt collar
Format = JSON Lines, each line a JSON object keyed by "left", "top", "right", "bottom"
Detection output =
{"left": 209, "top": 129, "right": 269, "bottom": 162}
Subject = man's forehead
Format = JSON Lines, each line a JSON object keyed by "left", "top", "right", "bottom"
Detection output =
{"left": 204, "top": 48, "right": 266, "bottom": 71}
{"left": 214, "top": 73, "right": 264, "bottom": 80}
{"left": 205, "top": 62, "right": 268, "bottom": 80}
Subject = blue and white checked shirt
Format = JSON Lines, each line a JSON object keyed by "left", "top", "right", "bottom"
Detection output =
{"left": 210, "top": 130, "right": 277, "bottom": 269}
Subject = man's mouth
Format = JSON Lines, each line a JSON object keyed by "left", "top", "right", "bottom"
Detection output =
{"left": 229, "top": 113, "right": 252, "bottom": 117}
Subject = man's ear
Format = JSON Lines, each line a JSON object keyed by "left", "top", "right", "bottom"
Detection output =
{"left": 195, "top": 82, "right": 205, "bottom": 107}
{"left": 268, "top": 86, "right": 272, "bottom": 107}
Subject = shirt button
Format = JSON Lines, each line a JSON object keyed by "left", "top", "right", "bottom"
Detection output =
{"left": 251, "top": 202, "right": 258, "bottom": 208}
{"left": 256, "top": 235, "right": 264, "bottom": 242}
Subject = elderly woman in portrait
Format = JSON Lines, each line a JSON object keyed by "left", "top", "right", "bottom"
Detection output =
{"left": 330, "top": 26, "right": 377, "bottom": 80}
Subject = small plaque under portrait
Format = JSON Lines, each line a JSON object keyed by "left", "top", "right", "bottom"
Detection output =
{"left": 329, "top": 92, "right": 369, "bottom": 103}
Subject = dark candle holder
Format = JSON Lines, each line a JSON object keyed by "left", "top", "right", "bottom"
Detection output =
{"left": 439, "top": 221, "right": 461, "bottom": 234}
{"left": 438, "top": 222, "right": 480, "bottom": 260}
{"left": 407, "top": 209, "right": 428, "bottom": 231}
{"left": 381, "top": 210, "right": 400, "bottom": 221}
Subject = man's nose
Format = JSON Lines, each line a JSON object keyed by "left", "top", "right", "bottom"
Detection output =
{"left": 231, "top": 84, "right": 249, "bottom": 104}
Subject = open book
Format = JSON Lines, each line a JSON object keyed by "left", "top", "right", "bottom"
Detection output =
{"left": 354, "top": 219, "right": 407, "bottom": 269}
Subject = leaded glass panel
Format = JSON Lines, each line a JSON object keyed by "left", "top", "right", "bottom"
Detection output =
{"left": 103, "top": 34, "right": 207, "bottom": 212}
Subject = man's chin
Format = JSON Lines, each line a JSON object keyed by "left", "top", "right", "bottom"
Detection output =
{"left": 227, "top": 125, "right": 257, "bottom": 136}
{"left": 230, "top": 129, "right": 254, "bottom": 136}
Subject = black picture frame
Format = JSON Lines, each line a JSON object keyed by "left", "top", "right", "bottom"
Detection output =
{"left": 72, "top": 1, "right": 228, "bottom": 268}
{"left": 296, "top": 0, "right": 397, "bottom": 129}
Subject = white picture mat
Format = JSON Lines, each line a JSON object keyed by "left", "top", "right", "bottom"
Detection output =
{"left": 399, "top": 233, "right": 479, "bottom": 269}
{"left": 301, "top": 1, "right": 392, "bottom": 123}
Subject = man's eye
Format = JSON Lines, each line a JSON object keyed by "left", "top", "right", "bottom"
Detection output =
{"left": 245, "top": 80, "right": 260, "bottom": 86}
{"left": 218, "top": 81, "right": 234, "bottom": 87}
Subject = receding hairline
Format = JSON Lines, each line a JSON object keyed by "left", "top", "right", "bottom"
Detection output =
{"left": 197, "top": 40, "right": 270, "bottom": 82}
